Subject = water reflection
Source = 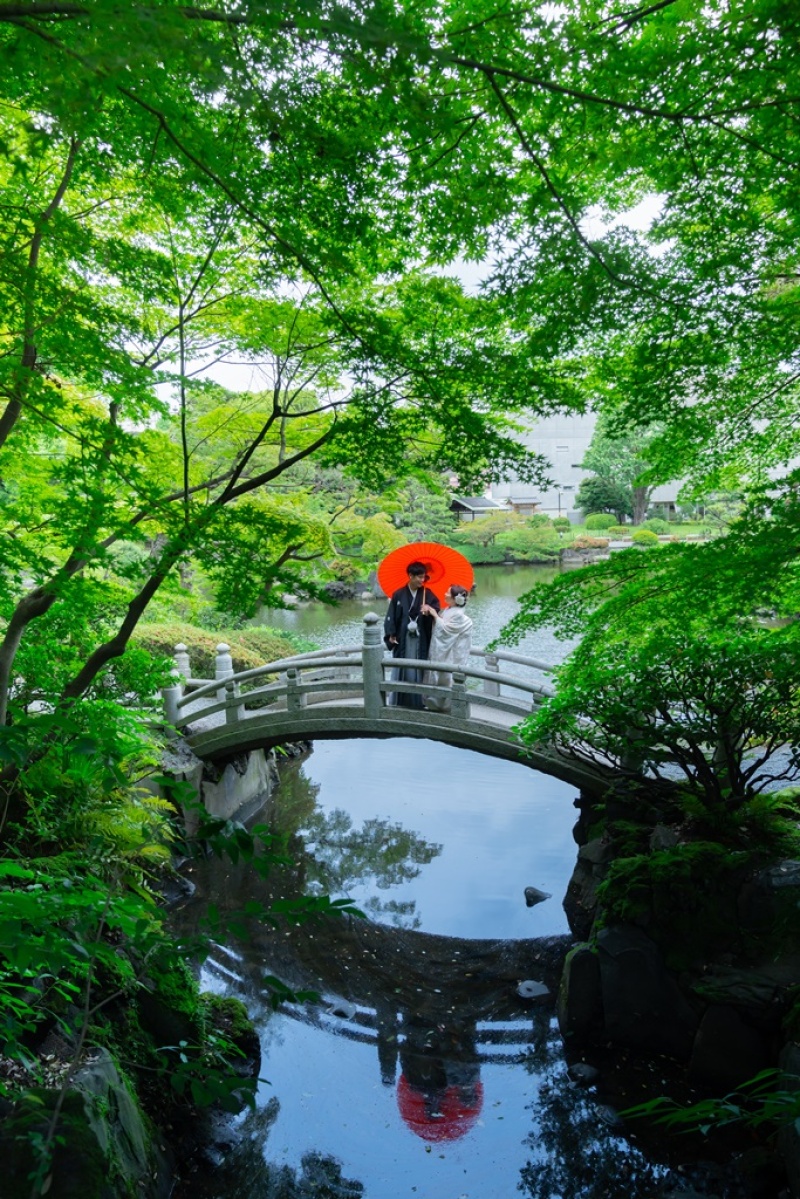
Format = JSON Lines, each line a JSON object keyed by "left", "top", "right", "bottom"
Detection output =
{"left": 194, "top": 1101, "right": 365, "bottom": 1199}
{"left": 519, "top": 1021, "right": 667, "bottom": 1199}
{"left": 266, "top": 740, "right": 576, "bottom": 942}
{"left": 296, "top": 809, "right": 442, "bottom": 930}
{"left": 174, "top": 737, "right": 714, "bottom": 1199}
{"left": 263, "top": 751, "right": 443, "bottom": 929}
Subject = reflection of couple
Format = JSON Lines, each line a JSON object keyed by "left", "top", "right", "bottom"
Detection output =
{"left": 383, "top": 561, "right": 473, "bottom": 711}
{"left": 374, "top": 999, "right": 484, "bottom": 1143}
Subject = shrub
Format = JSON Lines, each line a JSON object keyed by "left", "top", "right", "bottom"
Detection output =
{"left": 527, "top": 513, "right": 553, "bottom": 528}
{"left": 496, "top": 525, "right": 561, "bottom": 562}
{"left": 642, "top": 518, "right": 671, "bottom": 535}
{"left": 328, "top": 556, "right": 360, "bottom": 584}
{"left": 133, "top": 621, "right": 300, "bottom": 679}
{"left": 455, "top": 543, "right": 507, "bottom": 564}
{"left": 552, "top": 516, "right": 571, "bottom": 531}
{"left": 608, "top": 525, "right": 631, "bottom": 537}
{"left": 632, "top": 528, "right": 661, "bottom": 547}
{"left": 571, "top": 536, "right": 610, "bottom": 550}
{"left": 584, "top": 513, "right": 617, "bottom": 530}
{"left": 238, "top": 626, "right": 317, "bottom": 656}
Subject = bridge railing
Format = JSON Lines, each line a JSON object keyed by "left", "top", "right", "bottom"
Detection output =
{"left": 162, "top": 613, "right": 557, "bottom": 730}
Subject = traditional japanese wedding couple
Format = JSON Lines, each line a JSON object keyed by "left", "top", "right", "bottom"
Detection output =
{"left": 383, "top": 560, "right": 473, "bottom": 712}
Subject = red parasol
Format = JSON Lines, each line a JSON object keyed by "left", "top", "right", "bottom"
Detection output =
{"left": 397, "top": 1075, "right": 484, "bottom": 1142}
{"left": 377, "top": 541, "right": 474, "bottom": 605}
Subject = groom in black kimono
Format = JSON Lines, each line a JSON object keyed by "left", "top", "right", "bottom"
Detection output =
{"left": 383, "top": 562, "right": 440, "bottom": 708}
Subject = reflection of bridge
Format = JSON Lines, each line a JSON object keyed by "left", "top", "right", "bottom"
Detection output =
{"left": 162, "top": 613, "right": 611, "bottom": 792}
{"left": 202, "top": 916, "right": 570, "bottom": 1143}
{"left": 205, "top": 923, "right": 566, "bottom": 1068}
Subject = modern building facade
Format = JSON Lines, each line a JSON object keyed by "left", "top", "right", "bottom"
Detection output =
{"left": 489, "top": 412, "right": 597, "bottom": 519}
{"left": 488, "top": 412, "right": 679, "bottom": 521}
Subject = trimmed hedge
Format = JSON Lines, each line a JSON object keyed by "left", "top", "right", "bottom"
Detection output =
{"left": 584, "top": 513, "right": 617, "bottom": 530}
{"left": 631, "top": 528, "right": 661, "bottom": 547}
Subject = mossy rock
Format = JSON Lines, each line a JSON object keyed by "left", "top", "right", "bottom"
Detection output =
{"left": 1, "top": 1090, "right": 113, "bottom": 1199}
{"left": 202, "top": 994, "right": 261, "bottom": 1064}
{"left": 137, "top": 956, "right": 203, "bottom": 1047}
{"left": 597, "top": 842, "right": 750, "bottom": 971}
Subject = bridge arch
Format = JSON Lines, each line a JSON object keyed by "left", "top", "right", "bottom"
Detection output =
{"left": 162, "top": 613, "right": 612, "bottom": 794}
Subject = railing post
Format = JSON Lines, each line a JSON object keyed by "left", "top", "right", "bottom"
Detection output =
{"left": 162, "top": 667, "right": 184, "bottom": 726}
{"left": 450, "top": 671, "right": 469, "bottom": 719}
{"left": 336, "top": 647, "right": 351, "bottom": 683}
{"left": 286, "top": 666, "right": 306, "bottom": 713}
{"left": 225, "top": 678, "right": 243, "bottom": 724}
{"left": 362, "top": 612, "right": 384, "bottom": 718}
{"left": 215, "top": 642, "right": 234, "bottom": 700}
{"left": 173, "top": 642, "right": 191, "bottom": 679}
{"left": 483, "top": 651, "right": 500, "bottom": 697}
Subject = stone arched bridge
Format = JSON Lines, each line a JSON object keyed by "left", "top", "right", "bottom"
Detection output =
{"left": 162, "top": 612, "right": 612, "bottom": 794}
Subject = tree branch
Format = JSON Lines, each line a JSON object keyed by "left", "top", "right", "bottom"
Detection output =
{"left": 0, "top": 135, "right": 79, "bottom": 451}
{"left": 485, "top": 73, "right": 626, "bottom": 287}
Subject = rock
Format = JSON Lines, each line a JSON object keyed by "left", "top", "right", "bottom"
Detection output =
{"left": 72, "top": 1050, "right": 166, "bottom": 1191}
{"left": 649, "top": 823, "right": 680, "bottom": 851}
{"left": 689, "top": 1004, "right": 770, "bottom": 1090}
{"left": 691, "top": 965, "right": 785, "bottom": 1028}
{"left": 597, "top": 925, "right": 699, "bottom": 1059}
{"left": 524, "top": 886, "right": 552, "bottom": 907}
{"left": 568, "top": 1062, "right": 600, "bottom": 1086}
{"left": 517, "top": 979, "right": 550, "bottom": 1000}
{"left": 761, "top": 860, "right": 800, "bottom": 889}
{"left": 0, "top": 1049, "right": 170, "bottom": 1199}
{"left": 329, "top": 1000, "right": 357, "bottom": 1021}
{"left": 578, "top": 837, "right": 614, "bottom": 866}
{"left": 160, "top": 738, "right": 203, "bottom": 777}
{"left": 557, "top": 943, "right": 603, "bottom": 1042}
{"left": 563, "top": 860, "right": 601, "bottom": 940}
{"left": 595, "top": 1104, "right": 623, "bottom": 1130}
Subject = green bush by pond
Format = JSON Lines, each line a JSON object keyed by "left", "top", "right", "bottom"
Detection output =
{"left": 133, "top": 622, "right": 306, "bottom": 679}
{"left": 584, "top": 513, "right": 618, "bottom": 530}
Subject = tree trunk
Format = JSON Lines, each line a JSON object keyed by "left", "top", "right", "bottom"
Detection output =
{"left": 632, "top": 486, "right": 651, "bottom": 526}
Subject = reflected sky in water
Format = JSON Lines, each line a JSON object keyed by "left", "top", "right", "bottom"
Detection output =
{"left": 288, "top": 738, "right": 576, "bottom": 940}
{"left": 176, "top": 737, "right": 675, "bottom": 1199}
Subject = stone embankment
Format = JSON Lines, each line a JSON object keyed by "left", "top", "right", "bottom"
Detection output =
{"left": 556, "top": 792, "right": 800, "bottom": 1196}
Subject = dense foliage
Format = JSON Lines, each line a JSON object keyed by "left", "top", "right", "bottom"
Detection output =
{"left": 1, "top": 0, "right": 800, "bottom": 1188}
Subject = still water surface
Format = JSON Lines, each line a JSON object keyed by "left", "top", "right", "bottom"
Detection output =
{"left": 174, "top": 746, "right": 677, "bottom": 1197}
{"left": 171, "top": 566, "right": 706, "bottom": 1197}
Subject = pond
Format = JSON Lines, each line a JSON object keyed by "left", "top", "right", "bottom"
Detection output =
{"left": 170, "top": 733, "right": 721, "bottom": 1199}
{"left": 257, "top": 563, "right": 566, "bottom": 662}
{"left": 170, "top": 565, "right": 751, "bottom": 1198}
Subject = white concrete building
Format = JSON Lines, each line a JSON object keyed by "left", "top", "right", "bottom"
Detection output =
{"left": 489, "top": 412, "right": 679, "bottom": 521}
{"left": 490, "top": 412, "right": 597, "bottom": 519}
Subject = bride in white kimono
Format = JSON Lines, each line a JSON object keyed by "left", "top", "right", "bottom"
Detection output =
{"left": 421, "top": 584, "right": 473, "bottom": 713}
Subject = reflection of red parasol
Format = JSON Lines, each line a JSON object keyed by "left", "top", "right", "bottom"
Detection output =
{"left": 377, "top": 542, "right": 474, "bottom": 605}
{"left": 397, "top": 1075, "right": 484, "bottom": 1142}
